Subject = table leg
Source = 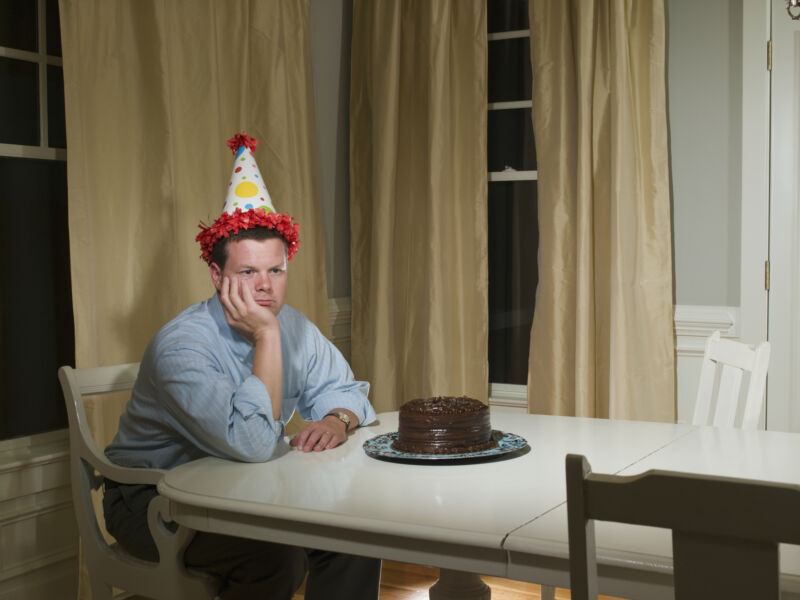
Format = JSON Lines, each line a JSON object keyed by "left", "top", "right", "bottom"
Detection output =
{"left": 429, "top": 569, "right": 491, "bottom": 600}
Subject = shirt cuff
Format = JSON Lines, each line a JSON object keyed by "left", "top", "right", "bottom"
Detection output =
{"left": 310, "top": 394, "right": 377, "bottom": 427}
{"left": 235, "top": 374, "right": 284, "bottom": 434}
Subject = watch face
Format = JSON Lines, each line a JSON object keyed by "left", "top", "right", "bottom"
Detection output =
{"left": 327, "top": 412, "right": 350, "bottom": 429}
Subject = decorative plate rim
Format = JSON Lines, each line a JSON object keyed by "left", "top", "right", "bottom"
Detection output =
{"left": 362, "top": 430, "right": 528, "bottom": 462}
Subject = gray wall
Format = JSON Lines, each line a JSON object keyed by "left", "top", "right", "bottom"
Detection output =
{"left": 667, "top": 0, "right": 742, "bottom": 306}
{"left": 310, "top": 0, "right": 353, "bottom": 299}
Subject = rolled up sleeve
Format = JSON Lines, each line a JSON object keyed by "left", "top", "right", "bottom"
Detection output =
{"left": 157, "top": 348, "right": 285, "bottom": 462}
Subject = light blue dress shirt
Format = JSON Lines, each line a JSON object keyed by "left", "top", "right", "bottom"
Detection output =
{"left": 105, "top": 294, "right": 376, "bottom": 469}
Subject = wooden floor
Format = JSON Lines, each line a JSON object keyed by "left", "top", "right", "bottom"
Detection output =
{"left": 130, "top": 558, "right": 625, "bottom": 599}
{"left": 292, "top": 560, "right": 626, "bottom": 600}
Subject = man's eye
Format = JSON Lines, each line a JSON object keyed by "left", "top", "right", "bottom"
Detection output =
{"left": 240, "top": 269, "right": 253, "bottom": 276}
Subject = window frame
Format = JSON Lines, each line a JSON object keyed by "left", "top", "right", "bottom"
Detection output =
{"left": 0, "top": 0, "right": 65, "bottom": 161}
{"left": 487, "top": 24, "right": 535, "bottom": 409}
{"left": 1, "top": 0, "right": 71, "bottom": 442}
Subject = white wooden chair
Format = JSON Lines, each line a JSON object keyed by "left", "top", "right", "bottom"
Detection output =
{"left": 58, "top": 364, "right": 216, "bottom": 600}
{"left": 691, "top": 330, "right": 770, "bottom": 429}
{"left": 565, "top": 453, "right": 800, "bottom": 600}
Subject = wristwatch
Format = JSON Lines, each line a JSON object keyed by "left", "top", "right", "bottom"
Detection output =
{"left": 325, "top": 411, "right": 351, "bottom": 432}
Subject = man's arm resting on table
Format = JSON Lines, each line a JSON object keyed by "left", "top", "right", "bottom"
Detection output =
{"left": 289, "top": 408, "right": 359, "bottom": 452}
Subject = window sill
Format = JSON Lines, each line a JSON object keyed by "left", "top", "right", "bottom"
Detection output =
{"left": 489, "top": 383, "right": 527, "bottom": 410}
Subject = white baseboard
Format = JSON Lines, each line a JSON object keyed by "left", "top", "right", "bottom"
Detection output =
{"left": 328, "top": 296, "right": 352, "bottom": 361}
{"left": 0, "top": 430, "right": 77, "bottom": 599}
{"left": 674, "top": 304, "right": 739, "bottom": 357}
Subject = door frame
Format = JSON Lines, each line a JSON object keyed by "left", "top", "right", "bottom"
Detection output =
{"left": 765, "top": 0, "right": 800, "bottom": 431}
{"left": 739, "top": 0, "right": 770, "bottom": 353}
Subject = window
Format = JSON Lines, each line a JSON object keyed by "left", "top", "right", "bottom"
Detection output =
{"left": 1, "top": 0, "right": 74, "bottom": 440}
{"left": 487, "top": 0, "right": 538, "bottom": 394}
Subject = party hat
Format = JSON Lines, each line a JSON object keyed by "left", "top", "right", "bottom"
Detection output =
{"left": 223, "top": 132, "right": 274, "bottom": 214}
{"left": 196, "top": 132, "right": 299, "bottom": 264}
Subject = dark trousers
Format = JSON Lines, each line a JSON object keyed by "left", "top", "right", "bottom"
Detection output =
{"left": 102, "top": 482, "right": 381, "bottom": 600}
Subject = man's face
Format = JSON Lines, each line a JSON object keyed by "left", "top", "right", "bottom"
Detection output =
{"left": 210, "top": 238, "right": 288, "bottom": 316}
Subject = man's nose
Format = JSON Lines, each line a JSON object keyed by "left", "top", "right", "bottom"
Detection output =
{"left": 254, "top": 273, "right": 271, "bottom": 291}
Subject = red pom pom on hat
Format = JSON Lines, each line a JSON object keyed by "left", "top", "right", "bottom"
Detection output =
{"left": 226, "top": 132, "right": 258, "bottom": 155}
{"left": 196, "top": 209, "right": 299, "bottom": 265}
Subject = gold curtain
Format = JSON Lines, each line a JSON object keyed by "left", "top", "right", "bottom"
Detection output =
{"left": 349, "top": 0, "right": 488, "bottom": 412}
{"left": 527, "top": 0, "right": 675, "bottom": 421}
{"left": 59, "top": 1, "right": 326, "bottom": 596}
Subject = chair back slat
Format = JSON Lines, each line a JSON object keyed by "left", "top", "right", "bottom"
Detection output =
{"left": 713, "top": 364, "right": 743, "bottom": 426}
{"left": 710, "top": 337, "right": 757, "bottom": 370}
{"left": 691, "top": 331, "right": 770, "bottom": 430}
{"left": 741, "top": 342, "right": 771, "bottom": 429}
{"left": 73, "top": 362, "right": 140, "bottom": 395}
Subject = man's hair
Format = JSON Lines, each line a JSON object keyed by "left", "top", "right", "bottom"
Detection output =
{"left": 210, "top": 227, "right": 288, "bottom": 269}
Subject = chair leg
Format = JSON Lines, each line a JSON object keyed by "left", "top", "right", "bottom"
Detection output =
{"left": 89, "top": 577, "right": 113, "bottom": 600}
{"left": 540, "top": 584, "right": 556, "bottom": 600}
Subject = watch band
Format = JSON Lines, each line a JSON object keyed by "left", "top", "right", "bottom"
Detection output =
{"left": 325, "top": 411, "right": 351, "bottom": 432}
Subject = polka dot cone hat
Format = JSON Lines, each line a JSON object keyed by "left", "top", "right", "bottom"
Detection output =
{"left": 196, "top": 132, "right": 299, "bottom": 264}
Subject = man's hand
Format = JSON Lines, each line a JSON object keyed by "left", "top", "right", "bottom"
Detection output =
{"left": 290, "top": 415, "right": 350, "bottom": 452}
{"left": 219, "top": 277, "right": 278, "bottom": 343}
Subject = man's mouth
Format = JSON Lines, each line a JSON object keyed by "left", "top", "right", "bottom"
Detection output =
{"left": 256, "top": 299, "right": 273, "bottom": 307}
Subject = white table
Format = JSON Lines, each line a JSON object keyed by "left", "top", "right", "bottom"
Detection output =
{"left": 504, "top": 424, "right": 800, "bottom": 599}
{"left": 157, "top": 410, "right": 695, "bottom": 598}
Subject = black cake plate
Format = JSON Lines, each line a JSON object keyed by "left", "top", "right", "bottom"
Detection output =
{"left": 363, "top": 430, "right": 528, "bottom": 463}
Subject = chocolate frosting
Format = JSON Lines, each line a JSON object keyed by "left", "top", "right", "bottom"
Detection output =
{"left": 392, "top": 396, "right": 498, "bottom": 454}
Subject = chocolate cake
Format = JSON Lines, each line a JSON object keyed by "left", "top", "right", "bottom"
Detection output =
{"left": 392, "top": 396, "right": 498, "bottom": 454}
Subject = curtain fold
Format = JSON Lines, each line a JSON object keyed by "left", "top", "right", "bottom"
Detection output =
{"left": 350, "top": 0, "right": 488, "bottom": 412}
{"left": 527, "top": 0, "right": 675, "bottom": 421}
{"left": 59, "top": 1, "right": 326, "bottom": 596}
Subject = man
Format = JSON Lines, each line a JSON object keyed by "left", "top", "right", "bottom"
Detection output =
{"left": 103, "top": 133, "right": 380, "bottom": 599}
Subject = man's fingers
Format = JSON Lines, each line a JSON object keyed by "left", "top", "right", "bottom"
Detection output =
{"left": 290, "top": 428, "right": 313, "bottom": 450}
{"left": 220, "top": 277, "right": 240, "bottom": 310}
{"left": 219, "top": 276, "right": 230, "bottom": 304}
{"left": 306, "top": 430, "right": 325, "bottom": 452}
{"left": 239, "top": 280, "right": 258, "bottom": 306}
{"left": 291, "top": 423, "right": 346, "bottom": 453}
{"left": 219, "top": 277, "right": 237, "bottom": 318}
{"left": 227, "top": 278, "right": 247, "bottom": 313}
{"left": 314, "top": 431, "right": 334, "bottom": 452}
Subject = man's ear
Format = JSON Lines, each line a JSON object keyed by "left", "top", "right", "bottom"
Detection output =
{"left": 210, "top": 262, "right": 223, "bottom": 291}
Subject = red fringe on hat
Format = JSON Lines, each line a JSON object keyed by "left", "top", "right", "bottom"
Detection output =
{"left": 196, "top": 208, "right": 300, "bottom": 265}
{"left": 227, "top": 132, "right": 258, "bottom": 155}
